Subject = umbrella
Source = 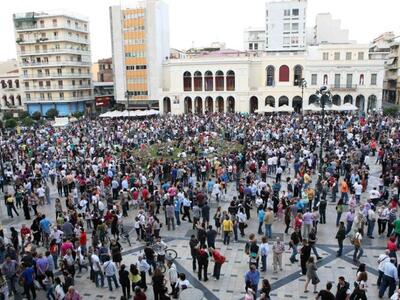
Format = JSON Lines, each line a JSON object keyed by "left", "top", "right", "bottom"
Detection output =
{"left": 275, "top": 104, "right": 294, "bottom": 113}
{"left": 339, "top": 103, "right": 358, "bottom": 111}
{"left": 303, "top": 103, "right": 322, "bottom": 111}
{"left": 325, "top": 104, "right": 341, "bottom": 111}
{"left": 255, "top": 105, "right": 275, "bottom": 113}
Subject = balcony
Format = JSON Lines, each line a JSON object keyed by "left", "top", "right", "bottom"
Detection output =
{"left": 18, "top": 48, "right": 90, "bottom": 56}
{"left": 24, "top": 85, "right": 91, "bottom": 91}
{"left": 330, "top": 84, "right": 358, "bottom": 91}
{"left": 21, "top": 60, "right": 91, "bottom": 68}
{"left": 25, "top": 96, "right": 92, "bottom": 102}
{"left": 15, "top": 23, "right": 88, "bottom": 33}
{"left": 17, "top": 36, "right": 89, "bottom": 45}
{"left": 22, "top": 73, "right": 91, "bottom": 79}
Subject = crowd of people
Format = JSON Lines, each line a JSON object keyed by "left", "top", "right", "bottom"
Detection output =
{"left": 0, "top": 112, "right": 397, "bottom": 300}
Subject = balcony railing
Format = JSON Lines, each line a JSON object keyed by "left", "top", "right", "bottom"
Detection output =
{"left": 24, "top": 85, "right": 91, "bottom": 91}
{"left": 21, "top": 61, "right": 91, "bottom": 67}
{"left": 15, "top": 23, "right": 88, "bottom": 33}
{"left": 19, "top": 48, "right": 90, "bottom": 56}
{"left": 330, "top": 84, "right": 358, "bottom": 91}
{"left": 22, "top": 73, "right": 91, "bottom": 79}
{"left": 17, "top": 36, "right": 89, "bottom": 44}
{"left": 25, "top": 96, "right": 92, "bottom": 102}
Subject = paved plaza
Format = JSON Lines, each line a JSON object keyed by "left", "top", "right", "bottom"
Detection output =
{"left": 0, "top": 157, "right": 386, "bottom": 300}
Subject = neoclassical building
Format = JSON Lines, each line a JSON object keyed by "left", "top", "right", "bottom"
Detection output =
{"left": 160, "top": 44, "right": 384, "bottom": 114}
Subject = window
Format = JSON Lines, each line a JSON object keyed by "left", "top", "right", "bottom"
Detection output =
{"left": 26, "top": 93, "right": 31, "bottom": 100}
{"left": 334, "top": 74, "right": 341, "bottom": 87}
{"left": 215, "top": 71, "right": 224, "bottom": 91}
{"left": 358, "top": 52, "right": 364, "bottom": 60}
{"left": 279, "top": 65, "right": 289, "bottom": 82}
{"left": 47, "top": 93, "right": 52, "bottom": 100}
{"left": 291, "top": 36, "right": 299, "bottom": 44}
{"left": 40, "top": 93, "right": 45, "bottom": 100}
{"left": 371, "top": 73, "right": 377, "bottom": 85}
{"left": 283, "top": 23, "right": 290, "bottom": 31}
{"left": 46, "top": 81, "right": 51, "bottom": 87}
{"left": 254, "top": 43, "right": 258, "bottom": 50}
{"left": 23, "top": 70, "right": 28, "bottom": 76}
{"left": 57, "top": 68, "right": 62, "bottom": 75}
{"left": 359, "top": 74, "right": 364, "bottom": 85}
{"left": 72, "top": 80, "right": 75, "bottom": 86}
{"left": 45, "top": 69, "right": 50, "bottom": 76}
{"left": 24, "top": 82, "right": 29, "bottom": 88}
{"left": 346, "top": 74, "right": 353, "bottom": 88}
{"left": 283, "top": 37, "right": 290, "bottom": 45}
{"left": 292, "top": 9, "right": 299, "bottom": 16}
{"left": 59, "top": 92, "right": 64, "bottom": 99}
{"left": 292, "top": 23, "right": 299, "bottom": 32}
{"left": 284, "top": 9, "right": 290, "bottom": 16}
{"left": 249, "top": 43, "right": 253, "bottom": 50}
{"left": 204, "top": 71, "right": 213, "bottom": 91}
{"left": 40, "top": 20, "right": 45, "bottom": 28}
{"left": 346, "top": 52, "right": 352, "bottom": 60}
{"left": 266, "top": 10, "right": 268, "bottom": 17}
{"left": 323, "top": 74, "right": 328, "bottom": 85}
{"left": 56, "top": 56, "right": 61, "bottom": 62}
{"left": 323, "top": 52, "right": 329, "bottom": 60}
{"left": 52, "top": 19, "right": 57, "bottom": 27}
{"left": 266, "top": 65, "right": 275, "bottom": 86}
{"left": 226, "top": 70, "right": 235, "bottom": 91}
{"left": 334, "top": 52, "right": 340, "bottom": 60}
{"left": 194, "top": 71, "right": 202, "bottom": 91}
{"left": 311, "top": 74, "right": 317, "bottom": 85}
{"left": 58, "top": 80, "right": 63, "bottom": 86}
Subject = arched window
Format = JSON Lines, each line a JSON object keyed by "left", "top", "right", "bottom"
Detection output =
{"left": 249, "top": 96, "right": 258, "bottom": 113}
{"left": 278, "top": 96, "right": 289, "bottom": 106}
{"left": 279, "top": 65, "right": 289, "bottom": 82}
{"left": 266, "top": 65, "right": 275, "bottom": 86}
{"left": 0, "top": 80, "right": 5, "bottom": 88}
{"left": 7, "top": 80, "right": 12, "bottom": 88}
{"left": 344, "top": 95, "right": 353, "bottom": 104}
{"left": 226, "top": 70, "right": 235, "bottom": 91}
{"left": 332, "top": 95, "right": 341, "bottom": 106}
{"left": 323, "top": 74, "right": 328, "bottom": 85}
{"left": 16, "top": 95, "right": 22, "bottom": 106}
{"left": 1, "top": 95, "right": 6, "bottom": 106}
{"left": 15, "top": 79, "right": 19, "bottom": 88}
{"left": 309, "top": 94, "right": 318, "bottom": 105}
{"left": 215, "top": 71, "right": 224, "bottom": 91}
{"left": 359, "top": 74, "right": 364, "bottom": 85}
{"left": 265, "top": 96, "right": 275, "bottom": 107}
{"left": 368, "top": 95, "right": 377, "bottom": 111}
{"left": 205, "top": 96, "right": 213, "bottom": 113}
{"left": 194, "top": 96, "right": 203, "bottom": 114}
{"left": 184, "top": 96, "right": 192, "bottom": 114}
{"left": 183, "top": 71, "right": 192, "bottom": 91}
{"left": 9, "top": 95, "right": 15, "bottom": 106}
{"left": 204, "top": 71, "right": 213, "bottom": 91}
{"left": 293, "top": 65, "right": 303, "bottom": 86}
{"left": 216, "top": 96, "right": 224, "bottom": 113}
{"left": 193, "top": 71, "right": 202, "bottom": 91}
{"left": 227, "top": 96, "right": 235, "bottom": 113}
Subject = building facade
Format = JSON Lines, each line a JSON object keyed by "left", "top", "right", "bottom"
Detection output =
{"left": 97, "top": 58, "right": 113, "bottom": 82}
{"left": 383, "top": 36, "right": 400, "bottom": 105}
{"left": 160, "top": 44, "right": 384, "bottom": 114}
{"left": 311, "top": 13, "right": 350, "bottom": 45}
{"left": 110, "top": 0, "right": 169, "bottom": 109}
{"left": 265, "top": 0, "right": 307, "bottom": 52}
{"left": 243, "top": 28, "right": 266, "bottom": 52}
{"left": 13, "top": 11, "right": 93, "bottom": 116}
{"left": 0, "top": 59, "right": 24, "bottom": 110}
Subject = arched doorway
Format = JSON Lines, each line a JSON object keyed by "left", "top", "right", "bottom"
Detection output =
{"left": 292, "top": 96, "right": 302, "bottom": 113}
{"left": 183, "top": 71, "right": 192, "bottom": 91}
{"left": 215, "top": 71, "right": 224, "bottom": 91}
{"left": 204, "top": 71, "right": 213, "bottom": 91}
{"left": 356, "top": 95, "right": 365, "bottom": 112}
{"left": 184, "top": 96, "right": 192, "bottom": 114}
{"left": 368, "top": 95, "right": 377, "bottom": 112}
{"left": 344, "top": 95, "right": 353, "bottom": 104}
{"left": 194, "top": 71, "right": 202, "bottom": 91}
{"left": 309, "top": 94, "right": 318, "bottom": 105}
{"left": 227, "top": 96, "right": 235, "bottom": 113}
{"left": 195, "top": 97, "right": 203, "bottom": 114}
{"left": 205, "top": 96, "right": 213, "bottom": 113}
{"left": 226, "top": 70, "right": 235, "bottom": 91}
{"left": 163, "top": 97, "right": 171, "bottom": 113}
{"left": 278, "top": 96, "right": 289, "bottom": 106}
{"left": 216, "top": 96, "right": 224, "bottom": 113}
{"left": 332, "top": 94, "right": 341, "bottom": 106}
{"left": 265, "top": 96, "right": 275, "bottom": 107}
{"left": 250, "top": 96, "right": 258, "bottom": 113}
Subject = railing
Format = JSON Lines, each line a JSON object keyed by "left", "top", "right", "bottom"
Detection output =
{"left": 330, "top": 84, "right": 358, "bottom": 91}
{"left": 19, "top": 48, "right": 90, "bottom": 56}
{"left": 15, "top": 23, "right": 88, "bottom": 32}
{"left": 18, "top": 36, "right": 89, "bottom": 44}
{"left": 25, "top": 96, "right": 92, "bottom": 102}
{"left": 21, "top": 61, "right": 91, "bottom": 67}
{"left": 24, "top": 85, "right": 91, "bottom": 91}
{"left": 22, "top": 73, "right": 91, "bottom": 79}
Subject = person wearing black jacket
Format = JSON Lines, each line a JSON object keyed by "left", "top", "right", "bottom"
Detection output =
{"left": 189, "top": 235, "right": 199, "bottom": 271}
{"left": 335, "top": 276, "right": 350, "bottom": 300}
{"left": 300, "top": 239, "right": 311, "bottom": 275}
{"left": 197, "top": 223, "right": 207, "bottom": 248}
{"left": 197, "top": 245, "right": 209, "bottom": 282}
{"left": 336, "top": 222, "right": 346, "bottom": 257}
{"left": 119, "top": 264, "right": 130, "bottom": 299}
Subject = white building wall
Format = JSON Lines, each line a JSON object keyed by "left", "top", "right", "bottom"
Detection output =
{"left": 265, "top": 0, "right": 307, "bottom": 51}
{"left": 313, "top": 13, "right": 350, "bottom": 45}
{"left": 109, "top": 6, "right": 126, "bottom": 103}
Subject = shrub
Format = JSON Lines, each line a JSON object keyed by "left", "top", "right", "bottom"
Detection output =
{"left": 19, "top": 111, "right": 30, "bottom": 119}
{"left": 21, "top": 117, "right": 34, "bottom": 127}
{"left": 383, "top": 106, "right": 399, "bottom": 117}
{"left": 5, "top": 118, "right": 17, "bottom": 128}
{"left": 3, "top": 111, "right": 13, "bottom": 120}
{"left": 32, "top": 111, "right": 42, "bottom": 121}
{"left": 46, "top": 108, "right": 59, "bottom": 119}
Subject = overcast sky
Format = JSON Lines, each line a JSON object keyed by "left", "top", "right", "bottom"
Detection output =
{"left": 1, "top": 0, "right": 399, "bottom": 62}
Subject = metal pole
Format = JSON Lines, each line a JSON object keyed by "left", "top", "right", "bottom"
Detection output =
{"left": 319, "top": 96, "right": 325, "bottom": 177}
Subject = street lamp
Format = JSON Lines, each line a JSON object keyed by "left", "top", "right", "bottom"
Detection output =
{"left": 125, "top": 90, "right": 130, "bottom": 117}
{"left": 314, "top": 86, "right": 332, "bottom": 180}
{"left": 296, "top": 78, "right": 307, "bottom": 113}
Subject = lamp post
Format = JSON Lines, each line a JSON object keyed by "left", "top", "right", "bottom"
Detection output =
{"left": 298, "top": 78, "right": 307, "bottom": 114}
{"left": 125, "top": 90, "right": 130, "bottom": 117}
{"left": 315, "top": 86, "right": 332, "bottom": 179}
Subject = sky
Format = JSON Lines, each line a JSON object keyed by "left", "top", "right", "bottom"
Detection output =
{"left": 1, "top": 0, "right": 400, "bottom": 62}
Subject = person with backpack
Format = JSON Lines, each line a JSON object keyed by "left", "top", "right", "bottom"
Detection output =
{"left": 352, "top": 229, "right": 364, "bottom": 263}
{"left": 209, "top": 247, "right": 225, "bottom": 280}
{"left": 197, "top": 245, "right": 209, "bottom": 282}
{"left": 245, "top": 234, "right": 260, "bottom": 269}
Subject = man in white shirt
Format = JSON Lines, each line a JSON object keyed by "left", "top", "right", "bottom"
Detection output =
{"left": 377, "top": 250, "right": 390, "bottom": 287}
{"left": 137, "top": 255, "right": 150, "bottom": 291}
{"left": 167, "top": 260, "right": 178, "bottom": 296}
{"left": 91, "top": 249, "right": 105, "bottom": 288}
{"left": 369, "top": 187, "right": 381, "bottom": 205}
{"left": 353, "top": 181, "right": 363, "bottom": 204}
{"left": 103, "top": 258, "right": 120, "bottom": 291}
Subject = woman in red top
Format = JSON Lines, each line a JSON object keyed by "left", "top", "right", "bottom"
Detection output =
{"left": 210, "top": 248, "right": 225, "bottom": 280}
{"left": 387, "top": 236, "right": 398, "bottom": 263}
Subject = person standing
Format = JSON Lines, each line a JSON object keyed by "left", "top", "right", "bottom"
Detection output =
{"left": 335, "top": 222, "right": 346, "bottom": 257}
{"left": 206, "top": 225, "right": 217, "bottom": 249}
{"left": 377, "top": 250, "right": 390, "bottom": 287}
{"left": 137, "top": 255, "right": 150, "bottom": 292}
{"left": 335, "top": 276, "right": 351, "bottom": 300}
{"left": 20, "top": 263, "right": 36, "bottom": 300}
{"left": 304, "top": 256, "right": 319, "bottom": 294}
{"left": 316, "top": 282, "right": 335, "bottom": 300}
{"left": 244, "top": 264, "right": 260, "bottom": 300}
{"left": 258, "top": 208, "right": 265, "bottom": 235}
{"left": 352, "top": 229, "right": 364, "bottom": 263}
{"left": 300, "top": 239, "right": 311, "bottom": 275}
{"left": 222, "top": 215, "right": 233, "bottom": 245}
{"left": 289, "top": 228, "right": 300, "bottom": 263}
{"left": 197, "top": 245, "right": 209, "bottom": 282}
{"left": 272, "top": 237, "right": 284, "bottom": 273}
{"left": 264, "top": 208, "right": 273, "bottom": 239}
{"left": 209, "top": 247, "right": 225, "bottom": 280}
{"left": 189, "top": 235, "right": 199, "bottom": 272}
{"left": 379, "top": 257, "right": 398, "bottom": 298}
{"left": 166, "top": 260, "right": 178, "bottom": 296}
{"left": 260, "top": 236, "right": 269, "bottom": 272}
{"left": 119, "top": 264, "right": 131, "bottom": 299}
{"left": 151, "top": 267, "right": 166, "bottom": 300}
{"left": 1, "top": 256, "right": 18, "bottom": 296}
{"left": 103, "top": 258, "right": 120, "bottom": 292}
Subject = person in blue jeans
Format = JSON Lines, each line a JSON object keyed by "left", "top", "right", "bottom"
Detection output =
{"left": 289, "top": 229, "right": 300, "bottom": 263}
{"left": 245, "top": 264, "right": 260, "bottom": 300}
{"left": 103, "top": 259, "right": 120, "bottom": 291}
{"left": 20, "top": 263, "right": 36, "bottom": 300}
{"left": 378, "top": 258, "right": 398, "bottom": 298}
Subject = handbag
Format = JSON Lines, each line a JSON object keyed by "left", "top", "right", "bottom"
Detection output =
{"left": 311, "top": 276, "right": 320, "bottom": 285}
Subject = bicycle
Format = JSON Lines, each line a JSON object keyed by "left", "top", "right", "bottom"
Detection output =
{"left": 150, "top": 241, "right": 178, "bottom": 261}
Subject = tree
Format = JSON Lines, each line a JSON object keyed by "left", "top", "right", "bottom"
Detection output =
{"left": 46, "top": 108, "right": 59, "bottom": 119}
{"left": 72, "top": 111, "right": 84, "bottom": 119}
{"left": 21, "top": 117, "right": 34, "bottom": 127}
{"left": 3, "top": 111, "right": 13, "bottom": 120}
{"left": 5, "top": 118, "right": 17, "bottom": 128}
{"left": 19, "top": 111, "right": 30, "bottom": 119}
{"left": 383, "top": 105, "right": 399, "bottom": 117}
{"left": 32, "top": 111, "right": 42, "bottom": 121}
